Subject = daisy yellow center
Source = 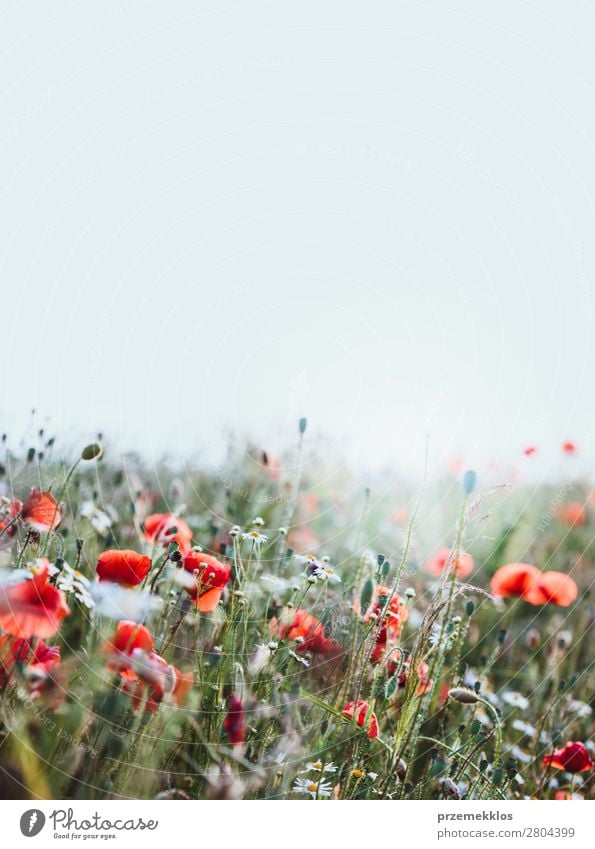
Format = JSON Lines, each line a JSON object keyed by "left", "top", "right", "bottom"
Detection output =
{"left": 307, "top": 783, "right": 319, "bottom": 793}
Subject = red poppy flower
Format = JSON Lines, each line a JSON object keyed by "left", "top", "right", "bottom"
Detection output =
{"left": 523, "top": 446, "right": 537, "bottom": 457}
{"left": 556, "top": 502, "right": 587, "bottom": 527}
{"left": 523, "top": 571, "right": 578, "bottom": 607}
{"left": 183, "top": 550, "right": 231, "bottom": 612}
{"left": 122, "top": 651, "right": 193, "bottom": 714}
{"left": 125, "top": 651, "right": 174, "bottom": 713}
{"left": 223, "top": 694, "right": 246, "bottom": 745}
{"left": 29, "top": 640, "right": 61, "bottom": 674}
{"left": 0, "top": 499, "right": 22, "bottom": 538}
{"left": 105, "top": 619, "right": 155, "bottom": 656}
{"left": 398, "top": 659, "right": 433, "bottom": 696}
{"left": 361, "top": 585, "right": 408, "bottom": 638}
{"left": 144, "top": 513, "right": 193, "bottom": 554}
{"left": 543, "top": 741, "right": 592, "bottom": 773}
{"left": 342, "top": 699, "right": 379, "bottom": 739}
{"left": 21, "top": 488, "right": 61, "bottom": 533}
{"left": 490, "top": 562, "right": 541, "bottom": 599}
{"left": 96, "top": 549, "right": 151, "bottom": 587}
{"left": 171, "top": 667, "right": 194, "bottom": 707}
{"left": 270, "top": 608, "right": 341, "bottom": 655}
{"left": 426, "top": 547, "right": 474, "bottom": 579}
{"left": 0, "top": 633, "right": 30, "bottom": 686}
{"left": 562, "top": 442, "right": 576, "bottom": 455}
{"left": 0, "top": 561, "right": 70, "bottom": 638}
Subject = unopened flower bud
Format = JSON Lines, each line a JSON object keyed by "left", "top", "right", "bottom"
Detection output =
{"left": 448, "top": 687, "right": 480, "bottom": 704}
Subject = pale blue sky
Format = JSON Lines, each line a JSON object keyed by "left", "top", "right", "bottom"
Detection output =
{"left": 1, "top": 1, "right": 594, "bottom": 481}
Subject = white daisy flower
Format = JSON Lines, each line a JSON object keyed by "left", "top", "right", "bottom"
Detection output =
{"left": 292, "top": 778, "right": 333, "bottom": 799}
{"left": 248, "top": 643, "right": 274, "bottom": 676}
{"left": 295, "top": 553, "right": 319, "bottom": 566}
{"left": 56, "top": 562, "right": 95, "bottom": 608}
{"left": 512, "top": 719, "right": 536, "bottom": 737}
{"left": 312, "top": 564, "right": 341, "bottom": 584}
{"left": 287, "top": 649, "right": 309, "bottom": 667}
{"left": 242, "top": 530, "right": 268, "bottom": 547}
{"left": 251, "top": 516, "right": 265, "bottom": 527}
{"left": 301, "top": 761, "right": 337, "bottom": 774}
{"left": 79, "top": 500, "right": 115, "bottom": 536}
{"left": 568, "top": 699, "right": 592, "bottom": 718}
{"left": 510, "top": 745, "right": 532, "bottom": 764}
{"left": 501, "top": 691, "right": 529, "bottom": 710}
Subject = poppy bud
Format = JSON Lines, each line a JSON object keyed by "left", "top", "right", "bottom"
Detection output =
{"left": 360, "top": 578, "right": 374, "bottom": 612}
{"left": 463, "top": 469, "right": 477, "bottom": 494}
{"left": 441, "top": 777, "right": 462, "bottom": 798}
{"left": 81, "top": 443, "right": 103, "bottom": 461}
{"left": 448, "top": 687, "right": 480, "bottom": 704}
{"left": 299, "top": 417, "right": 307, "bottom": 435}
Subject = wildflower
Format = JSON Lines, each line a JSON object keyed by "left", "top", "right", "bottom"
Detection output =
{"left": 183, "top": 550, "right": 231, "bottom": 612}
{"left": 0, "top": 633, "right": 30, "bottom": 686}
{"left": 79, "top": 500, "right": 114, "bottom": 536}
{"left": 361, "top": 585, "right": 408, "bottom": 638}
{"left": 21, "top": 488, "right": 61, "bottom": 533}
{"left": 398, "top": 658, "right": 433, "bottom": 696}
{"left": 567, "top": 700, "right": 592, "bottom": 718}
{"left": 287, "top": 649, "right": 310, "bottom": 667}
{"left": 501, "top": 691, "right": 529, "bottom": 710}
{"left": 523, "top": 571, "right": 578, "bottom": 607}
{"left": 171, "top": 667, "right": 194, "bottom": 707}
{"left": 490, "top": 563, "right": 578, "bottom": 607}
{"left": 512, "top": 719, "right": 537, "bottom": 737}
{"left": 91, "top": 581, "right": 163, "bottom": 620}
{"left": 270, "top": 608, "right": 341, "bottom": 655}
{"left": 25, "top": 640, "right": 62, "bottom": 698}
{"left": 523, "top": 446, "right": 537, "bottom": 456}
{"left": 105, "top": 620, "right": 154, "bottom": 656}
{"left": 248, "top": 643, "right": 273, "bottom": 676}
{"left": 562, "top": 441, "right": 576, "bottom": 454}
{"left": 557, "top": 502, "right": 587, "bottom": 527}
{"left": 312, "top": 563, "right": 341, "bottom": 584}
{"left": 55, "top": 562, "right": 94, "bottom": 608}
{"left": 302, "top": 761, "right": 337, "bottom": 773}
{"left": 292, "top": 778, "right": 333, "bottom": 799}
{"left": 144, "top": 513, "right": 193, "bottom": 554}
{"left": 251, "top": 516, "right": 265, "bottom": 527}
{"left": 342, "top": 699, "right": 379, "bottom": 739}
{"left": 543, "top": 742, "right": 592, "bottom": 773}
{"left": 96, "top": 549, "right": 151, "bottom": 587}
{"left": 0, "top": 560, "right": 70, "bottom": 638}
{"left": 426, "top": 547, "right": 474, "bottom": 579}
{"left": 223, "top": 694, "right": 246, "bottom": 746}
{"left": 0, "top": 498, "right": 22, "bottom": 538}
{"left": 241, "top": 530, "right": 268, "bottom": 547}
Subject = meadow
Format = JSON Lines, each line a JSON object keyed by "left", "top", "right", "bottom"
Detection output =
{"left": 0, "top": 422, "right": 592, "bottom": 800}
